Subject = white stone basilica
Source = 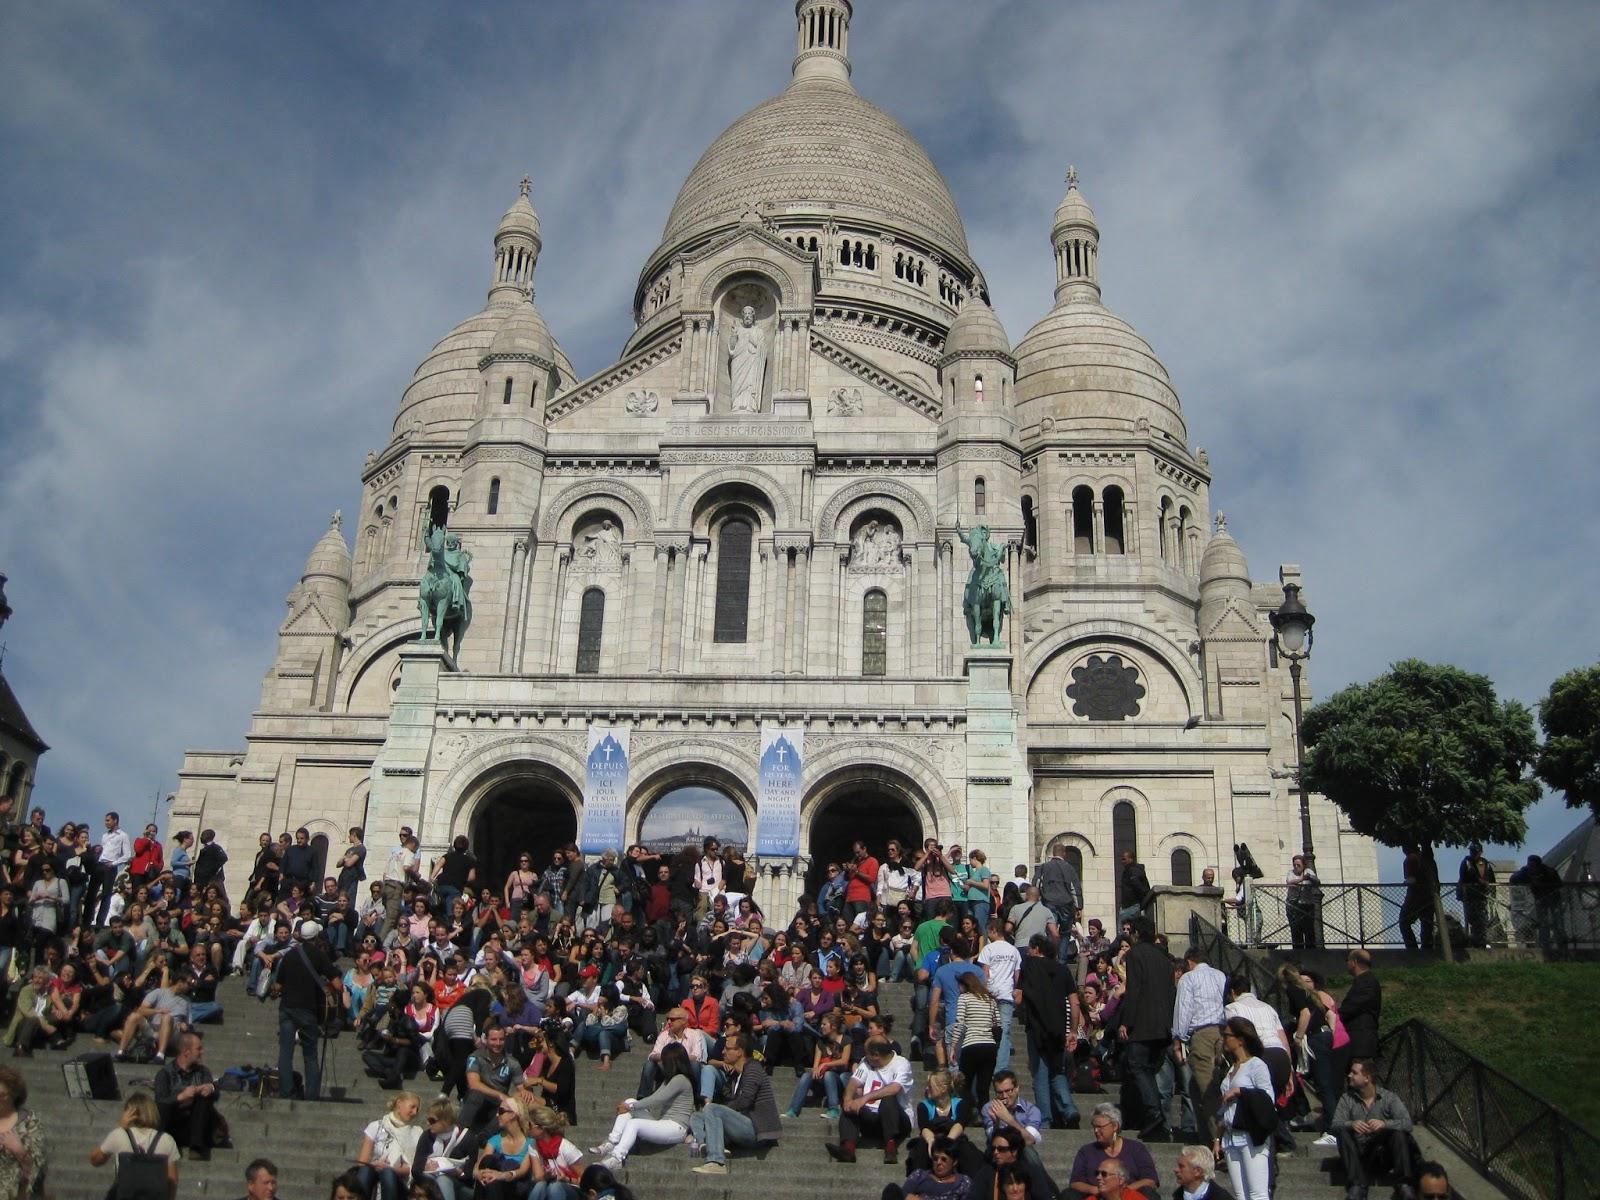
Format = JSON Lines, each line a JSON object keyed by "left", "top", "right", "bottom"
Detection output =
{"left": 172, "top": 1, "right": 1376, "bottom": 916}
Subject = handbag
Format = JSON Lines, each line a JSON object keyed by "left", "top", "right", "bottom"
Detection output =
{"left": 1326, "top": 1000, "right": 1351, "bottom": 1050}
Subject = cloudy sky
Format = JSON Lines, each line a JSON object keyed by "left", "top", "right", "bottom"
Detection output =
{"left": 3, "top": 2, "right": 1597, "bottom": 875}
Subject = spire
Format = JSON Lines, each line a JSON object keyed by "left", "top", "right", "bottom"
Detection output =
{"left": 792, "top": 0, "right": 853, "bottom": 87}
{"left": 489, "top": 176, "right": 543, "bottom": 306}
{"left": 1052, "top": 166, "right": 1100, "bottom": 306}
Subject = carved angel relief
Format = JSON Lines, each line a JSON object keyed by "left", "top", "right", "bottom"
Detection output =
{"left": 828, "top": 386, "right": 864, "bottom": 416}
{"left": 848, "top": 519, "right": 904, "bottom": 573}
{"left": 625, "top": 389, "right": 660, "bottom": 416}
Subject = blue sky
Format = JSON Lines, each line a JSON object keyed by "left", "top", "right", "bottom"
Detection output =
{"left": 2, "top": 2, "right": 1598, "bottom": 876}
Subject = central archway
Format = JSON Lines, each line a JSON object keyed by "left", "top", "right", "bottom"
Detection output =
{"left": 470, "top": 782, "right": 578, "bottom": 893}
{"left": 805, "top": 788, "right": 923, "bottom": 899}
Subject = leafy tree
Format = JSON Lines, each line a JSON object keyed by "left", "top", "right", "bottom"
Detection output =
{"left": 1301, "top": 659, "right": 1540, "bottom": 850}
{"left": 1536, "top": 663, "right": 1600, "bottom": 818}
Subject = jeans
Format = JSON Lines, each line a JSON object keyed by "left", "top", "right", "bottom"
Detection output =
{"left": 689, "top": 1103, "right": 758, "bottom": 1164}
{"left": 1304, "top": 1029, "right": 1338, "bottom": 1132}
{"left": 354, "top": 1164, "right": 406, "bottom": 1200}
{"left": 91, "top": 863, "right": 120, "bottom": 926}
{"left": 436, "top": 884, "right": 462, "bottom": 916}
{"left": 787, "top": 1066, "right": 845, "bottom": 1113}
{"left": 188, "top": 1000, "right": 223, "bottom": 1025}
{"left": 994, "top": 998, "right": 1015, "bottom": 1071}
{"left": 278, "top": 1007, "right": 321, "bottom": 1099}
{"left": 326, "top": 920, "right": 351, "bottom": 956}
{"left": 1224, "top": 1137, "right": 1272, "bottom": 1200}
{"left": 1123, "top": 1037, "right": 1169, "bottom": 1132}
{"left": 1025, "top": 1027, "right": 1077, "bottom": 1124}
{"left": 579, "top": 1022, "right": 624, "bottom": 1058}
{"left": 969, "top": 901, "right": 991, "bottom": 935}
{"left": 66, "top": 883, "right": 87, "bottom": 933}
{"left": 528, "top": 1183, "right": 579, "bottom": 1200}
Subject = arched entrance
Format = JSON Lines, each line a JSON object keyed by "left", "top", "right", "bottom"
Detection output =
{"left": 470, "top": 782, "right": 578, "bottom": 893}
{"left": 638, "top": 785, "right": 748, "bottom": 856}
{"left": 805, "top": 788, "right": 923, "bottom": 899}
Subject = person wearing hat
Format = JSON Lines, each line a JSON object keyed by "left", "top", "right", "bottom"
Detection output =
{"left": 275, "top": 919, "right": 339, "bottom": 1099}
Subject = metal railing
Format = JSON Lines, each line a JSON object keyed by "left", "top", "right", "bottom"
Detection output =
{"left": 1379, "top": 1019, "right": 1600, "bottom": 1200}
{"left": 1226, "top": 882, "right": 1600, "bottom": 951}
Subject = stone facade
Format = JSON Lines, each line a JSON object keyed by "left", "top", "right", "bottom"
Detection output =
{"left": 171, "top": 1, "right": 1376, "bottom": 914}
{"left": 0, "top": 576, "right": 48, "bottom": 824}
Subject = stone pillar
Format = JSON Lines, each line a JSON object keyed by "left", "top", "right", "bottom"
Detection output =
{"left": 648, "top": 544, "right": 670, "bottom": 672}
{"left": 772, "top": 546, "right": 790, "bottom": 673}
{"left": 755, "top": 857, "right": 803, "bottom": 922}
{"left": 963, "top": 648, "right": 1031, "bottom": 876}
{"left": 1149, "top": 886, "right": 1225, "bottom": 958}
{"left": 500, "top": 538, "right": 527, "bottom": 672}
{"left": 366, "top": 641, "right": 452, "bottom": 858}
{"left": 793, "top": 544, "right": 812, "bottom": 673}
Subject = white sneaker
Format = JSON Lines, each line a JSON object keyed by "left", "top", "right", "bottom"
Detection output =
{"left": 1313, "top": 1133, "right": 1338, "bottom": 1147}
{"left": 601, "top": 1154, "right": 625, "bottom": 1172}
{"left": 589, "top": 1141, "right": 615, "bottom": 1157}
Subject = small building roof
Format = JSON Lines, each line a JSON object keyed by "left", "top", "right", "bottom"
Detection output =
{"left": 0, "top": 673, "right": 47, "bottom": 753}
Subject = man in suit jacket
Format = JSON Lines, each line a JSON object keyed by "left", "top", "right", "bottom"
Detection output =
{"left": 1117, "top": 918, "right": 1177, "bottom": 1140}
{"left": 1339, "top": 949, "right": 1382, "bottom": 1060}
{"left": 1172, "top": 1142, "right": 1235, "bottom": 1198}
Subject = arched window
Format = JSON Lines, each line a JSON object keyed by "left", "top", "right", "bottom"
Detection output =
{"left": 1021, "top": 496, "right": 1038, "bottom": 557}
{"left": 1170, "top": 847, "right": 1193, "bottom": 887}
{"left": 1064, "top": 845, "right": 1084, "bottom": 884}
{"left": 1072, "top": 485, "right": 1095, "bottom": 554}
{"left": 576, "top": 587, "right": 605, "bottom": 674}
{"left": 1159, "top": 496, "right": 1174, "bottom": 563}
{"left": 974, "top": 477, "right": 987, "bottom": 516}
{"left": 1178, "top": 506, "right": 1193, "bottom": 572}
{"left": 713, "top": 519, "right": 753, "bottom": 643}
{"left": 1112, "top": 801, "right": 1137, "bottom": 909}
{"left": 502, "top": 377, "right": 513, "bottom": 405}
{"left": 1103, "top": 486, "right": 1125, "bottom": 554}
{"left": 427, "top": 486, "right": 450, "bottom": 532}
{"left": 862, "top": 589, "right": 888, "bottom": 677}
{"left": 487, "top": 478, "right": 500, "bottom": 515}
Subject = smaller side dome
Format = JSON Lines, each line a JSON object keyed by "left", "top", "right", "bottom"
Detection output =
{"left": 943, "top": 293, "right": 1012, "bottom": 357}
{"left": 1198, "top": 514, "right": 1250, "bottom": 591}
{"left": 302, "top": 511, "right": 352, "bottom": 588}
{"left": 488, "top": 292, "right": 556, "bottom": 362}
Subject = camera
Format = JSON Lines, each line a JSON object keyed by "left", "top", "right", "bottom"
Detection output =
{"left": 1233, "top": 843, "right": 1264, "bottom": 880}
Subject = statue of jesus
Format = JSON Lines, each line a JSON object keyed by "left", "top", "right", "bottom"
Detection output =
{"left": 727, "top": 305, "right": 768, "bottom": 412}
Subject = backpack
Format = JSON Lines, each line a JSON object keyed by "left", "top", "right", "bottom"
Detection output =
{"left": 110, "top": 1127, "right": 168, "bottom": 1200}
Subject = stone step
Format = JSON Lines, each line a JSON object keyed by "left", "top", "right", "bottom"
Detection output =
{"left": 11, "top": 974, "right": 1360, "bottom": 1198}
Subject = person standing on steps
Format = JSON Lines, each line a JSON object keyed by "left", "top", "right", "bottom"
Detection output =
{"left": 1019, "top": 933, "right": 1082, "bottom": 1129}
{"left": 1116, "top": 919, "right": 1177, "bottom": 1141}
{"left": 90, "top": 810, "right": 133, "bottom": 928}
{"left": 276, "top": 919, "right": 339, "bottom": 1100}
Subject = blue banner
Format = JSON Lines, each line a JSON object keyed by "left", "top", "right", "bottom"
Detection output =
{"left": 581, "top": 725, "right": 629, "bottom": 853}
{"left": 757, "top": 725, "right": 803, "bottom": 858}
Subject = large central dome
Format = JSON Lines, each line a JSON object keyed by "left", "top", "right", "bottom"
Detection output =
{"left": 659, "top": 76, "right": 970, "bottom": 265}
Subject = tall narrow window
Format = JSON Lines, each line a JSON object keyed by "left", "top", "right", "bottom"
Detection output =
{"left": 974, "top": 477, "right": 986, "bottom": 516}
{"left": 576, "top": 587, "right": 604, "bottom": 674}
{"left": 487, "top": 478, "right": 500, "bottom": 515}
{"left": 1021, "top": 496, "right": 1038, "bottom": 557}
{"left": 713, "top": 519, "right": 753, "bottom": 643}
{"left": 1103, "top": 486, "right": 1125, "bottom": 554}
{"left": 1112, "top": 801, "right": 1137, "bottom": 909}
{"left": 1159, "top": 496, "right": 1174, "bottom": 563}
{"left": 1170, "top": 848, "right": 1193, "bottom": 887}
{"left": 502, "top": 377, "right": 513, "bottom": 405}
{"left": 862, "top": 589, "right": 888, "bottom": 676}
{"left": 1072, "top": 485, "right": 1095, "bottom": 554}
{"left": 428, "top": 486, "right": 450, "bottom": 532}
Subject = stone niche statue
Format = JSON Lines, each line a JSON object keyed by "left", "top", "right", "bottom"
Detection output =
{"left": 576, "top": 517, "right": 623, "bottom": 570}
{"left": 717, "top": 282, "right": 775, "bottom": 413}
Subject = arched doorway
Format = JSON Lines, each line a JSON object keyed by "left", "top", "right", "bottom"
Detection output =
{"left": 805, "top": 789, "right": 923, "bottom": 899}
{"left": 470, "top": 782, "right": 578, "bottom": 894}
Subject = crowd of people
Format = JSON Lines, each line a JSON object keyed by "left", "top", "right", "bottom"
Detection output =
{"left": 0, "top": 812, "right": 1460, "bottom": 1200}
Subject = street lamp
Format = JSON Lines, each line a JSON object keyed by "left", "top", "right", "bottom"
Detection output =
{"left": 1270, "top": 583, "right": 1316, "bottom": 867}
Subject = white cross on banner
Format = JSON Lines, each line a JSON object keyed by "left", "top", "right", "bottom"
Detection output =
{"left": 757, "top": 724, "right": 803, "bottom": 857}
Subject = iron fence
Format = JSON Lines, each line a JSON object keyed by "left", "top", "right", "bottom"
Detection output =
{"left": 1227, "top": 882, "right": 1600, "bottom": 951}
{"left": 1379, "top": 1019, "right": 1600, "bottom": 1200}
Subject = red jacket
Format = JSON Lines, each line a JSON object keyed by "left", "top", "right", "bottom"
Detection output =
{"left": 131, "top": 836, "right": 164, "bottom": 877}
{"left": 683, "top": 993, "right": 720, "bottom": 1034}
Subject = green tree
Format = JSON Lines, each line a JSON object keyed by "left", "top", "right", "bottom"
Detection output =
{"left": 1536, "top": 663, "right": 1600, "bottom": 818}
{"left": 1300, "top": 660, "right": 1540, "bottom": 956}
{"left": 1302, "top": 659, "right": 1540, "bottom": 846}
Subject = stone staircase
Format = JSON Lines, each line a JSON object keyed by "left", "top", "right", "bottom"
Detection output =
{"left": 14, "top": 977, "right": 1362, "bottom": 1198}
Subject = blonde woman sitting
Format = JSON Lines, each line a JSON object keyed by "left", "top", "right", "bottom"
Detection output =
{"left": 354, "top": 1090, "right": 422, "bottom": 1200}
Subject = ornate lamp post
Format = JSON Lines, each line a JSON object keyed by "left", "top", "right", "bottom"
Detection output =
{"left": 1270, "top": 583, "right": 1317, "bottom": 866}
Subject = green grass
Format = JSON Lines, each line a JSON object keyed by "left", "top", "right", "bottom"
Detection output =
{"left": 1328, "top": 961, "right": 1600, "bottom": 1131}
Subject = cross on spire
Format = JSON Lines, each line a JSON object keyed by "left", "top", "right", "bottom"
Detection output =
{"left": 519, "top": 175, "right": 532, "bottom": 198}
{"left": 1065, "top": 164, "right": 1079, "bottom": 189}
